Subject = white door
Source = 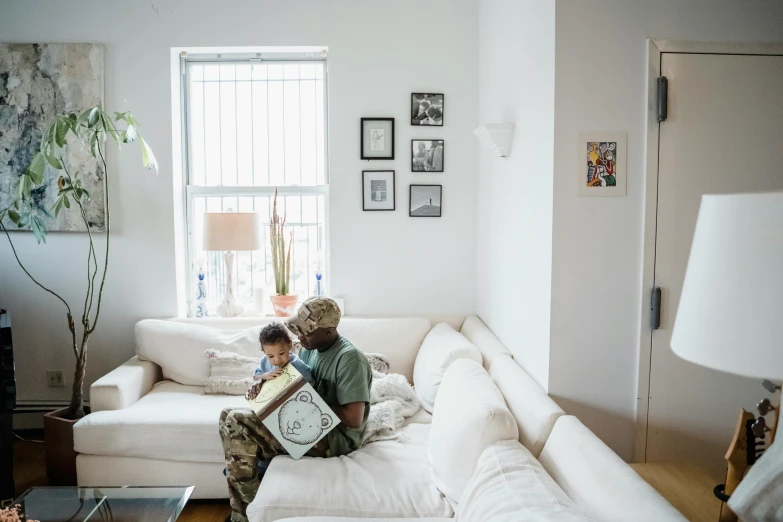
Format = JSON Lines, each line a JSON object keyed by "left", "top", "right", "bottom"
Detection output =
{"left": 647, "top": 52, "right": 783, "bottom": 481}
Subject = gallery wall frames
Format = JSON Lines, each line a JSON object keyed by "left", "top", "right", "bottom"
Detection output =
{"left": 361, "top": 118, "right": 395, "bottom": 160}
{"left": 411, "top": 93, "right": 444, "bottom": 126}
{"left": 411, "top": 140, "right": 444, "bottom": 173}
{"left": 409, "top": 184, "right": 442, "bottom": 217}
{"left": 362, "top": 170, "right": 396, "bottom": 211}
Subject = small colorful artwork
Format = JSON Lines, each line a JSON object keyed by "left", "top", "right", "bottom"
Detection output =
{"left": 578, "top": 132, "right": 626, "bottom": 197}
{"left": 586, "top": 141, "right": 617, "bottom": 187}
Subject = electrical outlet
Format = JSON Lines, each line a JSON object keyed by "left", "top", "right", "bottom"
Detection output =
{"left": 47, "top": 370, "right": 65, "bottom": 387}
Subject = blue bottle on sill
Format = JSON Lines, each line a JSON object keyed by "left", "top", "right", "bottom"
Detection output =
{"left": 195, "top": 270, "right": 208, "bottom": 318}
{"left": 315, "top": 272, "right": 324, "bottom": 297}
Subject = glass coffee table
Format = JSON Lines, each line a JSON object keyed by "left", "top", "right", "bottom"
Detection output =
{"left": 12, "top": 486, "right": 194, "bottom": 522}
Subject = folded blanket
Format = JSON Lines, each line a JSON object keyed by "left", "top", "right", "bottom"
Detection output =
{"left": 363, "top": 370, "right": 421, "bottom": 445}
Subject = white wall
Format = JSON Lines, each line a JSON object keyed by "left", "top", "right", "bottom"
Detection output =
{"left": 476, "top": 0, "right": 555, "bottom": 388}
{"left": 550, "top": 0, "right": 783, "bottom": 460}
{"left": 0, "top": 0, "right": 479, "bottom": 402}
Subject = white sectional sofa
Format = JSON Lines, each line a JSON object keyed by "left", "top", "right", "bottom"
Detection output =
{"left": 74, "top": 316, "right": 686, "bottom": 521}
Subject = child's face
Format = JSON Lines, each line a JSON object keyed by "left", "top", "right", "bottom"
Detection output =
{"left": 263, "top": 340, "right": 291, "bottom": 367}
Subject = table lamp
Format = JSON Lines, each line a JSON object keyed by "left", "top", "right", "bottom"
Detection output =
{"left": 202, "top": 212, "right": 262, "bottom": 317}
{"left": 671, "top": 192, "right": 783, "bottom": 522}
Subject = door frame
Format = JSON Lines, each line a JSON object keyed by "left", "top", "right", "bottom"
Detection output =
{"left": 633, "top": 40, "right": 783, "bottom": 463}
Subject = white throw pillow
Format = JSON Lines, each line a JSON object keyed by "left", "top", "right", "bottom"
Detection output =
{"left": 413, "top": 323, "right": 482, "bottom": 412}
{"left": 203, "top": 349, "right": 258, "bottom": 395}
{"left": 457, "top": 440, "right": 593, "bottom": 521}
{"left": 428, "top": 359, "right": 519, "bottom": 505}
{"left": 135, "top": 320, "right": 262, "bottom": 386}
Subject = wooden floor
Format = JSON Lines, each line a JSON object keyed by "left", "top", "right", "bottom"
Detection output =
{"left": 13, "top": 432, "right": 230, "bottom": 521}
{"left": 15, "top": 432, "right": 718, "bottom": 521}
{"left": 631, "top": 462, "right": 722, "bottom": 522}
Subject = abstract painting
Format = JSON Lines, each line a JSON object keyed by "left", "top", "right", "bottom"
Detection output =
{"left": 578, "top": 132, "right": 626, "bottom": 197}
{"left": 0, "top": 43, "right": 105, "bottom": 231}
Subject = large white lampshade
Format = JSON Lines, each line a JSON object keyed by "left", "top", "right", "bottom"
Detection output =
{"left": 671, "top": 192, "right": 783, "bottom": 380}
{"left": 202, "top": 212, "right": 262, "bottom": 252}
{"left": 201, "top": 212, "right": 262, "bottom": 317}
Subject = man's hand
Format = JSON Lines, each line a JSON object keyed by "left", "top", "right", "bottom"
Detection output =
{"left": 332, "top": 401, "right": 365, "bottom": 429}
{"left": 245, "top": 381, "right": 263, "bottom": 401}
{"left": 261, "top": 369, "right": 283, "bottom": 381}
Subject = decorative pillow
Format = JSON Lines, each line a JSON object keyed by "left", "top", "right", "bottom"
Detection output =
{"left": 457, "top": 440, "right": 593, "bottom": 521}
{"left": 365, "top": 352, "right": 391, "bottom": 375}
{"left": 428, "top": 359, "right": 518, "bottom": 505}
{"left": 413, "top": 323, "right": 482, "bottom": 413}
{"left": 203, "top": 349, "right": 258, "bottom": 395}
{"left": 135, "top": 320, "right": 261, "bottom": 385}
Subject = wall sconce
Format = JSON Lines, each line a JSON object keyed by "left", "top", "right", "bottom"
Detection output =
{"left": 473, "top": 123, "right": 514, "bottom": 158}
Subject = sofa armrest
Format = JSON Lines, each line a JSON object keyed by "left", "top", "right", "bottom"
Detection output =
{"left": 89, "top": 356, "right": 162, "bottom": 412}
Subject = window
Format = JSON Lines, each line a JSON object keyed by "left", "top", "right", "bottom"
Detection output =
{"left": 182, "top": 53, "right": 328, "bottom": 315}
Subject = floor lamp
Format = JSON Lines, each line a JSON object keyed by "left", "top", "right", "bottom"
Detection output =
{"left": 202, "top": 212, "right": 262, "bottom": 318}
{"left": 671, "top": 192, "right": 782, "bottom": 522}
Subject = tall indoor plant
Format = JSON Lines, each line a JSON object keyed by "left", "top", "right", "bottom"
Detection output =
{"left": 0, "top": 106, "right": 156, "bottom": 482}
{"left": 269, "top": 189, "right": 297, "bottom": 316}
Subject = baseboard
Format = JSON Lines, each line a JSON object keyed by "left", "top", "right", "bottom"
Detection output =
{"left": 13, "top": 400, "right": 90, "bottom": 430}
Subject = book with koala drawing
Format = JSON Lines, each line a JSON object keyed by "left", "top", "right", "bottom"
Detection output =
{"left": 247, "top": 363, "right": 338, "bottom": 460}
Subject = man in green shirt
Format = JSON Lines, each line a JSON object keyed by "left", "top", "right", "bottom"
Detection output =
{"left": 219, "top": 297, "right": 372, "bottom": 522}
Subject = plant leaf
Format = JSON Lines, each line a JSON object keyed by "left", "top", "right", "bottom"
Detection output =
{"left": 27, "top": 152, "right": 46, "bottom": 184}
{"left": 45, "top": 148, "right": 62, "bottom": 169}
{"left": 31, "top": 215, "right": 46, "bottom": 244}
{"left": 18, "top": 175, "right": 32, "bottom": 199}
{"left": 54, "top": 118, "right": 69, "bottom": 148}
{"left": 89, "top": 107, "right": 100, "bottom": 127}
{"left": 139, "top": 136, "right": 158, "bottom": 171}
{"left": 63, "top": 195, "right": 70, "bottom": 209}
{"left": 53, "top": 197, "right": 64, "bottom": 217}
{"left": 18, "top": 213, "right": 29, "bottom": 227}
{"left": 7, "top": 210, "right": 20, "bottom": 224}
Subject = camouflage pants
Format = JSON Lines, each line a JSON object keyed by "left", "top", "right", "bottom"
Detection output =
{"left": 219, "top": 407, "right": 328, "bottom": 522}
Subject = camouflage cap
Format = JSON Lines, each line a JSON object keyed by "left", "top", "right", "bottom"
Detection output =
{"left": 286, "top": 297, "right": 342, "bottom": 337}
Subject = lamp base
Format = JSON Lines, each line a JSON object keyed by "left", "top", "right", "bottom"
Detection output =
{"left": 216, "top": 252, "right": 244, "bottom": 318}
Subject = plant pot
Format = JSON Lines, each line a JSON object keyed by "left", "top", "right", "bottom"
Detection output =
{"left": 44, "top": 406, "right": 89, "bottom": 486}
{"left": 270, "top": 294, "right": 298, "bottom": 317}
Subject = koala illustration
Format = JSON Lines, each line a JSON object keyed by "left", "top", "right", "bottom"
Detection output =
{"left": 278, "top": 391, "right": 333, "bottom": 445}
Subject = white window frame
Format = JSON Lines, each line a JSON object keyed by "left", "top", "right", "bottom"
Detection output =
{"left": 178, "top": 50, "right": 330, "bottom": 315}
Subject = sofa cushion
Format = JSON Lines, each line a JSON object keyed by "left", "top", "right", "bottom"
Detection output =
{"left": 204, "top": 349, "right": 258, "bottom": 395}
{"left": 136, "top": 320, "right": 263, "bottom": 385}
{"left": 489, "top": 354, "right": 564, "bottom": 457}
{"left": 457, "top": 440, "right": 592, "bottom": 521}
{"left": 169, "top": 317, "right": 432, "bottom": 383}
{"left": 413, "top": 323, "right": 482, "bottom": 413}
{"left": 459, "top": 316, "right": 513, "bottom": 370}
{"left": 75, "top": 380, "right": 245, "bottom": 462}
{"left": 428, "top": 359, "right": 519, "bottom": 505}
{"left": 538, "top": 416, "right": 687, "bottom": 522}
{"left": 277, "top": 519, "right": 453, "bottom": 522}
{"left": 247, "top": 423, "right": 452, "bottom": 522}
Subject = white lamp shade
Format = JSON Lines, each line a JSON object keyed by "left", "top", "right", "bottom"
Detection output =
{"left": 671, "top": 192, "right": 783, "bottom": 380}
{"left": 202, "top": 212, "right": 262, "bottom": 252}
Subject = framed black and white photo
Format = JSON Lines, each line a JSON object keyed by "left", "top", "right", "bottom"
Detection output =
{"left": 361, "top": 118, "right": 395, "bottom": 160}
{"left": 411, "top": 140, "right": 444, "bottom": 172}
{"left": 363, "top": 170, "right": 396, "bottom": 211}
{"left": 411, "top": 93, "right": 444, "bottom": 126}
{"left": 409, "top": 184, "right": 442, "bottom": 217}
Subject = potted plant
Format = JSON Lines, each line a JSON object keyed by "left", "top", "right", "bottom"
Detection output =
{"left": 269, "top": 189, "right": 297, "bottom": 316}
{"left": 0, "top": 106, "right": 156, "bottom": 484}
